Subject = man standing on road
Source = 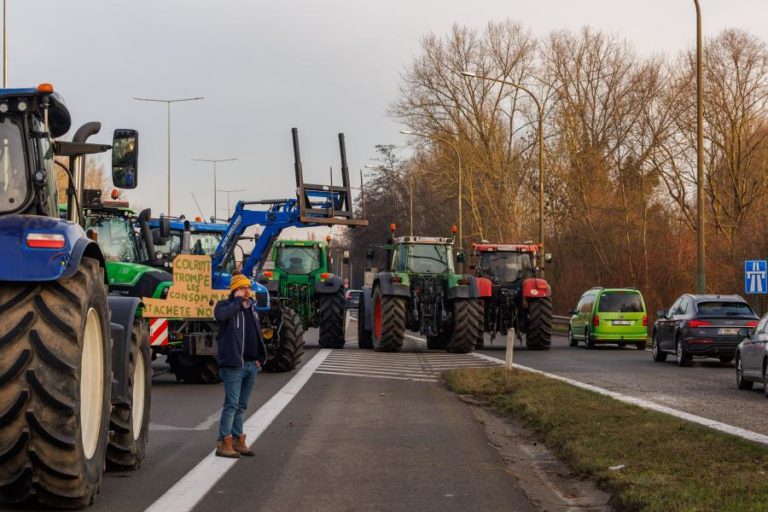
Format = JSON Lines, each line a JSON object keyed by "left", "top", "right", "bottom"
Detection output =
{"left": 213, "top": 272, "right": 267, "bottom": 458}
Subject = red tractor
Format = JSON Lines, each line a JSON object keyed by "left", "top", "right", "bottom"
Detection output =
{"left": 472, "top": 243, "right": 553, "bottom": 349}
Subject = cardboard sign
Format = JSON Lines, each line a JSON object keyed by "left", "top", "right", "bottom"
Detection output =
{"left": 142, "top": 255, "right": 230, "bottom": 319}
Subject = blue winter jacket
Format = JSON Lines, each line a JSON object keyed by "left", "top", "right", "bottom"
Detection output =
{"left": 214, "top": 296, "right": 267, "bottom": 368}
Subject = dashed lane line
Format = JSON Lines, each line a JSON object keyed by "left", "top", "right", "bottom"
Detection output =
{"left": 144, "top": 349, "right": 332, "bottom": 512}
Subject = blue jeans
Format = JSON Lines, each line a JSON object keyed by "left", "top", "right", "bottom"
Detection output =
{"left": 218, "top": 362, "right": 259, "bottom": 440}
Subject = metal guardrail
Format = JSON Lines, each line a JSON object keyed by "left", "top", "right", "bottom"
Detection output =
{"left": 553, "top": 315, "right": 570, "bottom": 325}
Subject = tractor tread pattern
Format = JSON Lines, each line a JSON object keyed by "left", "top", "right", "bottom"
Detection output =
{"left": 264, "top": 307, "right": 305, "bottom": 372}
{"left": 318, "top": 292, "right": 345, "bottom": 349}
{"left": 106, "top": 319, "right": 151, "bottom": 471}
{"left": 373, "top": 291, "right": 406, "bottom": 352}
{"left": 526, "top": 296, "right": 553, "bottom": 350}
{"left": 447, "top": 299, "right": 483, "bottom": 353}
{"left": 0, "top": 257, "right": 111, "bottom": 508}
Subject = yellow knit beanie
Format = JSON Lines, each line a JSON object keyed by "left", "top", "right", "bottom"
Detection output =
{"left": 230, "top": 273, "right": 251, "bottom": 291}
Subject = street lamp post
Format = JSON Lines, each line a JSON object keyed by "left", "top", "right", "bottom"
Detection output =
{"left": 694, "top": 0, "right": 705, "bottom": 293}
{"left": 134, "top": 96, "right": 203, "bottom": 216}
{"left": 217, "top": 188, "right": 245, "bottom": 220}
{"left": 192, "top": 158, "right": 238, "bottom": 221}
{"left": 3, "top": 0, "right": 7, "bottom": 87}
{"left": 400, "top": 130, "right": 462, "bottom": 247}
{"left": 461, "top": 71, "right": 545, "bottom": 272}
{"left": 365, "top": 163, "right": 414, "bottom": 236}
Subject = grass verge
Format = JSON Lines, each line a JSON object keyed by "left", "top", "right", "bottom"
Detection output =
{"left": 445, "top": 367, "right": 768, "bottom": 512}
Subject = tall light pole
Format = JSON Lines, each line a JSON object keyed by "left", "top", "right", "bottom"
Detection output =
{"left": 134, "top": 96, "right": 203, "bottom": 216}
{"left": 400, "top": 130, "right": 462, "bottom": 247}
{"left": 461, "top": 71, "right": 545, "bottom": 272}
{"left": 217, "top": 188, "right": 245, "bottom": 220}
{"left": 365, "top": 163, "right": 414, "bottom": 236}
{"left": 192, "top": 157, "right": 238, "bottom": 221}
{"left": 694, "top": 0, "right": 705, "bottom": 293}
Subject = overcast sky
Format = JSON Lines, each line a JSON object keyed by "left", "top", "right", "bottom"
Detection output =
{"left": 10, "top": 0, "right": 768, "bottom": 222}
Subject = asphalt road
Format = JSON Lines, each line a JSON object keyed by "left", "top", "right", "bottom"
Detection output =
{"left": 6, "top": 315, "right": 765, "bottom": 511}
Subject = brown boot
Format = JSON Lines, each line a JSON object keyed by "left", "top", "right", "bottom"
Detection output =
{"left": 232, "top": 434, "right": 255, "bottom": 456}
{"left": 216, "top": 435, "right": 240, "bottom": 458}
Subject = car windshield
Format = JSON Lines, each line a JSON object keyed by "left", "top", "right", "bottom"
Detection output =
{"left": 276, "top": 246, "right": 321, "bottom": 274}
{"left": 0, "top": 116, "right": 27, "bottom": 213}
{"left": 697, "top": 301, "right": 754, "bottom": 316}
{"left": 406, "top": 244, "right": 453, "bottom": 274}
{"left": 598, "top": 292, "right": 644, "bottom": 313}
{"left": 86, "top": 217, "right": 138, "bottom": 263}
{"left": 481, "top": 252, "right": 533, "bottom": 282}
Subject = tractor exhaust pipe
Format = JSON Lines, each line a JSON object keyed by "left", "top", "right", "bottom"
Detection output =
{"left": 181, "top": 220, "right": 192, "bottom": 254}
{"left": 70, "top": 122, "right": 101, "bottom": 225}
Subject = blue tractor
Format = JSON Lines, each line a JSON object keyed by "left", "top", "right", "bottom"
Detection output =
{"left": 0, "top": 85, "right": 147, "bottom": 507}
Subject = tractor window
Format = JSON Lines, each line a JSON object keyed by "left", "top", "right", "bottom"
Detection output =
{"left": 86, "top": 217, "right": 139, "bottom": 263}
{"left": 276, "top": 246, "right": 321, "bottom": 275}
{"left": 0, "top": 116, "right": 28, "bottom": 213}
{"left": 480, "top": 252, "right": 533, "bottom": 283}
{"left": 190, "top": 232, "right": 222, "bottom": 255}
{"left": 405, "top": 244, "right": 454, "bottom": 274}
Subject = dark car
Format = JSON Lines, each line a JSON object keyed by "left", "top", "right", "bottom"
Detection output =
{"left": 345, "top": 289, "right": 362, "bottom": 309}
{"left": 735, "top": 312, "right": 768, "bottom": 394}
{"left": 652, "top": 294, "right": 759, "bottom": 367}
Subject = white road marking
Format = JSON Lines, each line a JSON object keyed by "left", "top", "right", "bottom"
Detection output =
{"left": 315, "top": 370, "right": 439, "bottom": 382}
{"left": 470, "top": 352, "right": 768, "bottom": 447}
{"left": 144, "top": 349, "right": 332, "bottom": 512}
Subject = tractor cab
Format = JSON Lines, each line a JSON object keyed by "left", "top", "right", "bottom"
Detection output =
{"left": 82, "top": 190, "right": 146, "bottom": 263}
{"left": 391, "top": 236, "right": 455, "bottom": 275}
{"left": 473, "top": 243, "right": 538, "bottom": 284}
{"left": 274, "top": 240, "right": 325, "bottom": 275}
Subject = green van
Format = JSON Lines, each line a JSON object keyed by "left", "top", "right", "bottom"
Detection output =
{"left": 568, "top": 287, "right": 648, "bottom": 350}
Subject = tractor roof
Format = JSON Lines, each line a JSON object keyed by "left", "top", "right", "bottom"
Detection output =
{"left": 473, "top": 243, "right": 540, "bottom": 253}
{"left": 0, "top": 86, "right": 71, "bottom": 138}
{"left": 394, "top": 236, "right": 453, "bottom": 245}
{"left": 275, "top": 240, "right": 327, "bottom": 248}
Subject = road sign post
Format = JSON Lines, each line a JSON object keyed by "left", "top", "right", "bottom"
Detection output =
{"left": 744, "top": 260, "right": 768, "bottom": 295}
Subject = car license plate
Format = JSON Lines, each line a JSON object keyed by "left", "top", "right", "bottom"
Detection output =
{"left": 612, "top": 320, "right": 631, "bottom": 326}
{"left": 718, "top": 328, "right": 740, "bottom": 335}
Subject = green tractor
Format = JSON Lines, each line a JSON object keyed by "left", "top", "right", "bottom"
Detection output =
{"left": 358, "top": 230, "right": 483, "bottom": 353}
{"left": 258, "top": 239, "right": 346, "bottom": 349}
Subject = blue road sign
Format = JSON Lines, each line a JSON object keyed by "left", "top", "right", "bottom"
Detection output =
{"left": 745, "top": 260, "right": 768, "bottom": 294}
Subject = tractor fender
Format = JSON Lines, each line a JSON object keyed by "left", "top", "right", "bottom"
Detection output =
{"left": 107, "top": 296, "right": 142, "bottom": 407}
{"left": 361, "top": 286, "right": 373, "bottom": 332}
{"left": 475, "top": 276, "right": 493, "bottom": 298}
{"left": 447, "top": 275, "right": 481, "bottom": 300}
{"left": 315, "top": 274, "right": 342, "bottom": 294}
{"left": 374, "top": 273, "right": 410, "bottom": 298}
{"left": 63, "top": 238, "right": 107, "bottom": 282}
{"left": 522, "top": 277, "right": 551, "bottom": 298}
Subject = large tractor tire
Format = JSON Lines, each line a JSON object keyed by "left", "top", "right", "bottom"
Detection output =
{"left": 168, "top": 352, "right": 220, "bottom": 384}
{"left": 263, "top": 307, "right": 304, "bottom": 372}
{"left": 106, "top": 319, "right": 151, "bottom": 471}
{"left": 446, "top": 299, "right": 483, "bottom": 354}
{"left": 357, "top": 298, "right": 373, "bottom": 349}
{"left": 525, "top": 296, "right": 553, "bottom": 350}
{"left": 0, "top": 257, "right": 112, "bottom": 508}
{"left": 318, "top": 291, "right": 345, "bottom": 349}
{"left": 372, "top": 287, "right": 405, "bottom": 352}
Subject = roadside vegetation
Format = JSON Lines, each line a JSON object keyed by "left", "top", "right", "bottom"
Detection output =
{"left": 445, "top": 367, "right": 768, "bottom": 512}
{"left": 348, "top": 20, "right": 768, "bottom": 316}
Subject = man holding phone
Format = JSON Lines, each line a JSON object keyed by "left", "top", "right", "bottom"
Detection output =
{"left": 213, "top": 272, "right": 267, "bottom": 458}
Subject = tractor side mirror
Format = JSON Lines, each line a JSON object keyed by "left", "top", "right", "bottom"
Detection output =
{"left": 112, "top": 129, "right": 139, "bottom": 189}
{"left": 544, "top": 253, "right": 553, "bottom": 263}
{"left": 456, "top": 251, "right": 467, "bottom": 264}
{"left": 343, "top": 250, "right": 350, "bottom": 264}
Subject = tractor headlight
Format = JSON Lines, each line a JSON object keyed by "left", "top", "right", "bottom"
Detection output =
{"left": 0, "top": 102, "right": 8, "bottom": 114}
{"left": 17, "top": 100, "right": 27, "bottom": 112}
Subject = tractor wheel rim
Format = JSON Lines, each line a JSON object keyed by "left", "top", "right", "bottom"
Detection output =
{"left": 81, "top": 308, "right": 104, "bottom": 460}
{"left": 132, "top": 348, "right": 146, "bottom": 439}
{"left": 374, "top": 296, "right": 382, "bottom": 339}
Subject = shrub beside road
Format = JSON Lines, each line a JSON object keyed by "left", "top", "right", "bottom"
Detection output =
{"left": 445, "top": 367, "right": 768, "bottom": 512}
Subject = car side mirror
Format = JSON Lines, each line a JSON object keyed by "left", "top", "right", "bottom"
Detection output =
{"left": 112, "top": 129, "right": 139, "bottom": 189}
{"left": 568, "top": 309, "right": 578, "bottom": 316}
{"left": 656, "top": 310, "right": 667, "bottom": 319}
